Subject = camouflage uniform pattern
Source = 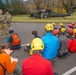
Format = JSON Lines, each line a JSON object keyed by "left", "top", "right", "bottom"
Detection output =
{"left": 0, "top": 14, "right": 9, "bottom": 37}
{"left": 0, "top": 14, "right": 5, "bottom": 36}
{"left": 4, "top": 13, "right": 12, "bottom": 28}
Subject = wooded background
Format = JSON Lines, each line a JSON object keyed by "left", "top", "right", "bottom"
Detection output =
{"left": 0, "top": 0, "right": 76, "bottom": 15}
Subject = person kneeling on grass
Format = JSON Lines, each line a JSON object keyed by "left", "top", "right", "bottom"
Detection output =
{"left": 7, "top": 28, "right": 21, "bottom": 50}
{"left": 22, "top": 38, "right": 58, "bottom": 75}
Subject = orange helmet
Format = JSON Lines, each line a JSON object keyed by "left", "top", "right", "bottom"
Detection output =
{"left": 67, "top": 28, "right": 73, "bottom": 34}
{"left": 68, "top": 24, "right": 73, "bottom": 28}
{"left": 74, "top": 25, "right": 76, "bottom": 28}
{"left": 72, "top": 22, "right": 75, "bottom": 26}
{"left": 53, "top": 30, "right": 59, "bottom": 35}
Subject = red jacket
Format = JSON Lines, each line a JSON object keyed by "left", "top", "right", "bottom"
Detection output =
{"left": 68, "top": 38, "right": 73, "bottom": 50}
{"left": 70, "top": 39, "right": 76, "bottom": 53}
{"left": 22, "top": 54, "right": 54, "bottom": 75}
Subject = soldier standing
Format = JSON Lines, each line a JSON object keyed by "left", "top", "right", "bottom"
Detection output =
{"left": 4, "top": 11, "right": 12, "bottom": 29}
{"left": 0, "top": 10, "right": 5, "bottom": 38}
{"left": 0, "top": 10, "right": 9, "bottom": 38}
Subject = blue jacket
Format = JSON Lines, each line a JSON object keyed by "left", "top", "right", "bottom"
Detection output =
{"left": 41, "top": 33, "right": 59, "bottom": 60}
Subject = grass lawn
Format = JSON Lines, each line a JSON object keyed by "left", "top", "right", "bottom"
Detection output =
{"left": 12, "top": 12, "right": 76, "bottom": 23}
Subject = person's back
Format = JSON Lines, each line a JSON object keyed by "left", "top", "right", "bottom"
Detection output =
{"left": 22, "top": 54, "right": 54, "bottom": 75}
{"left": 22, "top": 38, "right": 54, "bottom": 75}
{"left": 70, "top": 30, "right": 76, "bottom": 53}
{"left": 68, "top": 36, "right": 74, "bottom": 51}
{"left": 42, "top": 33, "right": 59, "bottom": 60}
{"left": 57, "top": 28, "right": 69, "bottom": 58}
{"left": 59, "top": 35, "right": 68, "bottom": 52}
{"left": 41, "top": 24, "right": 59, "bottom": 60}
{"left": 70, "top": 38, "right": 76, "bottom": 53}
{"left": 7, "top": 28, "right": 21, "bottom": 50}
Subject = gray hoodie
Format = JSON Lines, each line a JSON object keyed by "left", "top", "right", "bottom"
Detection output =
{"left": 59, "top": 34, "right": 68, "bottom": 53}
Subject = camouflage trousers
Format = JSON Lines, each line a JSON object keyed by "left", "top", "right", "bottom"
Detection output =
{"left": 0, "top": 23, "right": 9, "bottom": 37}
{"left": 6, "top": 23, "right": 11, "bottom": 29}
{"left": 6, "top": 64, "right": 22, "bottom": 75}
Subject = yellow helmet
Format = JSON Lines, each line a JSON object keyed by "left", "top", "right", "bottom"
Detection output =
{"left": 45, "top": 23, "right": 54, "bottom": 31}
{"left": 61, "top": 28, "right": 66, "bottom": 33}
{"left": 31, "top": 38, "right": 44, "bottom": 51}
{"left": 73, "top": 29, "right": 76, "bottom": 34}
{"left": 52, "top": 22, "right": 56, "bottom": 26}
{"left": 59, "top": 23, "right": 63, "bottom": 26}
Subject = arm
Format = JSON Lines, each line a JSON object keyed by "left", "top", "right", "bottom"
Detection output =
{"left": 7, "top": 36, "right": 11, "bottom": 43}
{"left": 5, "top": 54, "right": 17, "bottom": 74}
{"left": 1, "top": 15, "right": 5, "bottom": 22}
{"left": 57, "top": 39, "right": 60, "bottom": 51}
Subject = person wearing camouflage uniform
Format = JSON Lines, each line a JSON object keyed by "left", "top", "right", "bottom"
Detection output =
{"left": 0, "top": 10, "right": 9, "bottom": 38}
{"left": 4, "top": 11, "right": 12, "bottom": 29}
{"left": 0, "top": 10, "right": 5, "bottom": 38}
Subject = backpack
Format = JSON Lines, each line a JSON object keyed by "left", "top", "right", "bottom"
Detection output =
{"left": 10, "top": 33, "right": 20, "bottom": 46}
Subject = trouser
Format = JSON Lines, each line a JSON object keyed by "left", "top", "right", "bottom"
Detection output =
{"left": 6, "top": 64, "right": 22, "bottom": 75}
{"left": 57, "top": 52, "right": 68, "bottom": 58}
{"left": 13, "top": 45, "right": 21, "bottom": 50}
{"left": 3, "top": 24, "right": 9, "bottom": 36}
{"left": 6, "top": 23, "right": 11, "bottom": 29}
{"left": 0, "top": 24, "right": 3, "bottom": 36}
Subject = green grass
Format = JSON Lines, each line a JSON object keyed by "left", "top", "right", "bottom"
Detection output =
{"left": 12, "top": 12, "right": 76, "bottom": 23}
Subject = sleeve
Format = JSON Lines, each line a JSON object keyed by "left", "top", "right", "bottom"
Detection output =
{"left": 57, "top": 38, "right": 60, "bottom": 51}
{"left": 5, "top": 54, "right": 17, "bottom": 74}
{"left": 1, "top": 15, "right": 5, "bottom": 21}
{"left": 7, "top": 36, "right": 11, "bottom": 43}
{"left": 47, "top": 62, "right": 54, "bottom": 75}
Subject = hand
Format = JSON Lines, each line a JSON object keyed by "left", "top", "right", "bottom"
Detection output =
{"left": 13, "top": 58, "right": 18, "bottom": 63}
{"left": 26, "top": 43, "right": 30, "bottom": 46}
{"left": 10, "top": 57, "right": 14, "bottom": 63}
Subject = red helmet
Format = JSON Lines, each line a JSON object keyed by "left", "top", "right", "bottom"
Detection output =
{"left": 68, "top": 24, "right": 73, "bottom": 28}
{"left": 53, "top": 30, "right": 59, "bottom": 35}
{"left": 67, "top": 28, "right": 73, "bottom": 34}
{"left": 72, "top": 22, "right": 75, "bottom": 26}
{"left": 74, "top": 25, "right": 76, "bottom": 28}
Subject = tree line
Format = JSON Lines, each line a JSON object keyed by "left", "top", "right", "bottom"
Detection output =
{"left": 0, "top": 0, "right": 26, "bottom": 15}
{"left": 0, "top": 0, "right": 76, "bottom": 15}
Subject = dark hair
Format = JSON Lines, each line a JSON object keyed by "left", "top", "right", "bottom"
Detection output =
{"left": 0, "top": 44, "right": 5, "bottom": 50}
{"left": 32, "top": 30, "right": 38, "bottom": 36}
{"left": 1, "top": 43, "right": 13, "bottom": 50}
{"left": 9, "top": 28, "right": 14, "bottom": 34}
